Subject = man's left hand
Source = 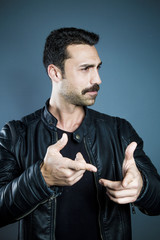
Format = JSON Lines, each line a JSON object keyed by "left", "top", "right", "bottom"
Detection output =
{"left": 99, "top": 142, "right": 143, "bottom": 204}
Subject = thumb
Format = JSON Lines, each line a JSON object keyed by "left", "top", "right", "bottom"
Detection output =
{"left": 75, "top": 152, "right": 85, "bottom": 163}
{"left": 122, "top": 142, "right": 137, "bottom": 187}
{"left": 125, "top": 142, "right": 137, "bottom": 161}
{"left": 52, "top": 133, "right": 68, "bottom": 152}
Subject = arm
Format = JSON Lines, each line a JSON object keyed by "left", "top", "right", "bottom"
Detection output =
{"left": 0, "top": 123, "right": 97, "bottom": 227}
{"left": 99, "top": 142, "right": 143, "bottom": 204}
{"left": 100, "top": 119, "right": 160, "bottom": 216}
{"left": 0, "top": 123, "right": 55, "bottom": 227}
{"left": 41, "top": 133, "right": 97, "bottom": 187}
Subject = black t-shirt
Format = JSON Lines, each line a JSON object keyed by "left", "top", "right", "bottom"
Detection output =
{"left": 55, "top": 128, "right": 101, "bottom": 240}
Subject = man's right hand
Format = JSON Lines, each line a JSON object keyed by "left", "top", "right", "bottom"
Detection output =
{"left": 41, "top": 133, "right": 97, "bottom": 187}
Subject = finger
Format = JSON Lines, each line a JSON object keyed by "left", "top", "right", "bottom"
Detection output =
{"left": 107, "top": 192, "right": 137, "bottom": 204}
{"left": 122, "top": 172, "right": 134, "bottom": 188}
{"left": 68, "top": 173, "right": 85, "bottom": 186}
{"left": 107, "top": 188, "right": 138, "bottom": 199}
{"left": 64, "top": 169, "right": 85, "bottom": 185}
{"left": 85, "top": 163, "right": 97, "bottom": 172}
{"left": 125, "top": 142, "right": 137, "bottom": 161}
{"left": 99, "top": 178, "right": 137, "bottom": 189}
{"left": 99, "top": 179, "right": 123, "bottom": 190}
{"left": 51, "top": 133, "right": 68, "bottom": 152}
{"left": 68, "top": 159, "right": 97, "bottom": 172}
{"left": 75, "top": 152, "right": 85, "bottom": 163}
{"left": 51, "top": 168, "right": 85, "bottom": 186}
{"left": 75, "top": 152, "right": 97, "bottom": 172}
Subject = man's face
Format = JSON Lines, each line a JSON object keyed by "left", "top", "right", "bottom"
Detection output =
{"left": 58, "top": 44, "right": 102, "bottom": 106}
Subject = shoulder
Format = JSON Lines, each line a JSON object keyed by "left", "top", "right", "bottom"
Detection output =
{"left": 87, "top": 108, "right": 142, "bottom": 144}
{"left": 21, "top": 108, "right": 43, "bottom": 126}
{"left": 87, "top": 108, "right": 128, "bottom": 127}
{"left": 0, "top": 108, "right": 43, "bottom": 145}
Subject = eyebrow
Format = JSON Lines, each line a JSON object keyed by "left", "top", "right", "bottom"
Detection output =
{"left": 80, "top": 61, "right": 102, "bottom": 68}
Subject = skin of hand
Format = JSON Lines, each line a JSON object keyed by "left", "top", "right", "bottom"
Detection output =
{"left": 41, "top": 133, "right": 97, "bottom": 187}
{"left": 99, "top": 142, "right": 143, "bottom": 204}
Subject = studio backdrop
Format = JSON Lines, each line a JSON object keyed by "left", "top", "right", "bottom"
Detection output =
{"left": 0, "top": 0, "right": 160, "bottom": 239}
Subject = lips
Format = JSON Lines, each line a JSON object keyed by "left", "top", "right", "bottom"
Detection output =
{"left": 82, "top": 84, "right": 100, "bottom": 95}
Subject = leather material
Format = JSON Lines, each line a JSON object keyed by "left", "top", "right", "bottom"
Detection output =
{"left": 0, "top": 100, "right": 160, "bottom": 240}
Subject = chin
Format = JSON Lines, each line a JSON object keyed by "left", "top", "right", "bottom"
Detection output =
{"left": 84, "top": 100, "right": 96, "bottom": 106}
{"left": 73, "top": 96, "right": 96, "bottom": 107}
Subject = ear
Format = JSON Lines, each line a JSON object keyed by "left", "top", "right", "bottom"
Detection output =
{"left": 47, "top": 64, "right": 62, "bottom": 82}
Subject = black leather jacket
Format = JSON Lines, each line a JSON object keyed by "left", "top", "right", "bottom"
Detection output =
{"left": 0, "top": 101, "right": 160, "bottom": 240}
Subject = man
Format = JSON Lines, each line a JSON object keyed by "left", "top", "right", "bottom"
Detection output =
{"left": 0, "top": 27, "right": 160, "bottom": 240}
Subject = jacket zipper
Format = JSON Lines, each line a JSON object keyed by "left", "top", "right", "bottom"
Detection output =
{"left": 84, "top": 137, "right": 104, "bottom": 240}
{"left": 131, "top": 203, "right": 136, "bottom": 214}
{"left": 49, "top": 195, "right": 57, "bottom": 240}
{"left": 16, "top": 198, "right": 49, "bottom": 220}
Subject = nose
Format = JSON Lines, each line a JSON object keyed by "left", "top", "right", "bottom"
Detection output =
{"left": 90, "top": 69, "right": 102, "bottom": 85}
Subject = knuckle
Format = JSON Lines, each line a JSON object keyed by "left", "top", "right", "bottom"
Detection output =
{"left": 74, "top": 164, "right": 81, "bottom": 171}
{"left": 134, "top": 188, "right": 139, "bottom": 195}
{"left": 68, "top": 176, "right": 74, "bottom": 183}
{"left": 47, "top": 145, "right": 56, "bottom": 154}
{"left": 131, "top": 197, "right": 137, "bottom": 203}
{"left": 133, "top": 181, "right": 139, "bottom": 188}
{"left": 116, "top": 199, "right": 122, "bottom": 204}
{"left": 134, "top": 196, "right": 138, "bottom": 202}
{"left": 47, "top": 145, "right": 52, "bottom": 152}
{"left": 65, "top": 171, "right": 72, "bottom": 179}
{"left": 66, "top": 178, "right": 74, "bottom": 186}
{"left": 68, "top": 181, "right": 73, "bottom": 186}
{"left": 132, "top": 187, "right": 139, "bottom": 196}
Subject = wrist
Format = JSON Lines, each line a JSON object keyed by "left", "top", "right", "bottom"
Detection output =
{"left": 40, "top": 162, "right": 51, "bottom": 187}
{"left": 138, "top": 171, "right": 146, "bottom": 199}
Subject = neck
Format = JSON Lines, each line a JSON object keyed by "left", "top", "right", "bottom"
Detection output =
{"left": 49, "top": 97, "right": 85, "bottom": 132}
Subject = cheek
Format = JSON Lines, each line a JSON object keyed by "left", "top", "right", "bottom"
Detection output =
{"left": 70, "top": 78, "right": 85, "bottom": 91}
{"left": 64, "top": 81, "right": 80, "bottom": 94}
{"left": 64, "top": 71, "right": 89, "bottom": 92}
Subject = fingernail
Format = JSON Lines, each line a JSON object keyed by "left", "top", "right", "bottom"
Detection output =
{"left": 75, "top": 153, "right": 80, "bottom": 160}
{"left": 99, "top": 179, "right": 102, "bottom": 184}
{"left": 60, "top": 133, "right": 66, "bottom": 141}
{"left": 93, "top": 167, "right": 97, "bottom": 172}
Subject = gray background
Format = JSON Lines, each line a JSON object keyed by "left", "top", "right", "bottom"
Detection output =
{"left": 0, "top": 0, "right": 160, "bottom": 239}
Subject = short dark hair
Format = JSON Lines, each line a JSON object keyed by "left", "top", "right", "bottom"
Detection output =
{"left": 43, "top": 27, "right": 99, "bottom": 73}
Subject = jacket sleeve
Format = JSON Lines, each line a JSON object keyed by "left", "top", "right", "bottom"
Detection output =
{"left": 121, "top": 119, "right": 160, "bottom": 216}
{"left": 0, "top": 122, "right": 57, "bottom": 227}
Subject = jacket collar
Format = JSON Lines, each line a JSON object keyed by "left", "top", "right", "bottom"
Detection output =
{"left": 42, "top": 99, "right": 92, "bottom": 143}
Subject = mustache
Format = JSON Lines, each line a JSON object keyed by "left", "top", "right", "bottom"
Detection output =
{"left": 82, "top": 84, "right": 100, "bottom": 95}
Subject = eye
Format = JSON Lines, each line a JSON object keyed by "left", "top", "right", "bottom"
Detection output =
{"left": 81, "top": 66, "right": 90, "bottom": 71}
{"left": 97, "top": 64, "right": 102, "bottom": 71}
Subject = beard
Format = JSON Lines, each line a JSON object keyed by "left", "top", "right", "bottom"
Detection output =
{"left": 63, "top": 94, "right": 96, "bottom": 106}
{"left": 60, "top": 83, "right": 100, "bottom": 106}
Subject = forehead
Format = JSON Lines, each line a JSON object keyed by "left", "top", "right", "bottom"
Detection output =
{"left": 66, "top": 44, "right": 101, "bottom": 64}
